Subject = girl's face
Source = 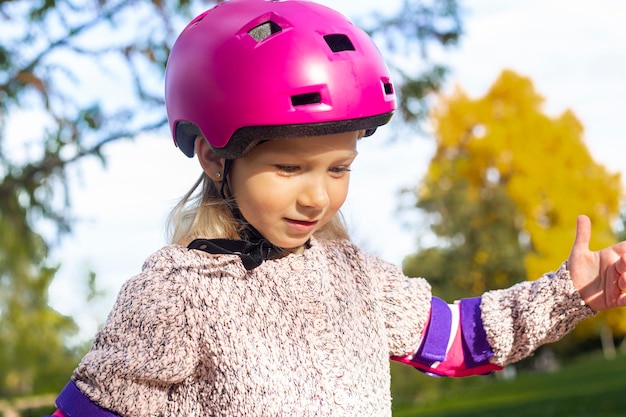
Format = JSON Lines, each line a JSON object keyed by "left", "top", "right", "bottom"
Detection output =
{"left": 229, "top": 131, "right": 359, "bottom": 250}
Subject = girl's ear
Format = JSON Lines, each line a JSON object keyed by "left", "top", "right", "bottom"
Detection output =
{"left": 195, "top": 136, "right": 225, "bottom": 182}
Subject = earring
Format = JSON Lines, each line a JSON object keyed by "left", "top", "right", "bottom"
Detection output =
{"left": 215, "top": 172, "right": 222, "bottom": 179}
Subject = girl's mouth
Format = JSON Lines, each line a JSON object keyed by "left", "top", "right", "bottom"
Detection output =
{"left": 285, "top": 218, "right": 318, "bottom": 232}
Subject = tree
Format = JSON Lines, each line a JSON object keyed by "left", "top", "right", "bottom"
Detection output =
{"left": 360, "top": 0, "right": 463, "bottom": 124}
{"left": 0, "top": 0, "right": 464, "bottom": 402}
{"left": 403, "top": 70, "right": 624, "bottom": 340}
{"left": 404, "top": 175, "right": 527, "bottom": 301}
{"left": 0, "top": 0, "right": 199, "bottom": 401}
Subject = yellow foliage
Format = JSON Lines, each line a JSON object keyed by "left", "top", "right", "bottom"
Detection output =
{"left": 425, "top": 69, "right": 625, "bottom": 337}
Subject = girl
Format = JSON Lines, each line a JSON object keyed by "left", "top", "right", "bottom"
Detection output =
{"left": 48, "top": 0, "right": 626, "bottom": 416}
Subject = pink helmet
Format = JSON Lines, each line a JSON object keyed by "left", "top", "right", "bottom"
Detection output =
{"left": 165, "top": 0, "right": 396, "bottom": 159}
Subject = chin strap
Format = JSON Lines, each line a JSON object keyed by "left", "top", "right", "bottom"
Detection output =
{"left": 188, "top": 212, "right": 286, "bottom": 271}
{"left": 219, "top": 159, "right": 233, "bottom": 200}
{"left": 190, "top": 158, "right": 287, "bottom": 270}
{"left": 188, "top": 236, "right": 284, "bottom": 270}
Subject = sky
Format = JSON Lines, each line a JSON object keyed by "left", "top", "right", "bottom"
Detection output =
{"left": 42, "top": 0, "right": 626, "bottom": 337}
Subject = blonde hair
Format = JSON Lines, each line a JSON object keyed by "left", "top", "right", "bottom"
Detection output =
{"left": 168, "top": 172, "right": 350, "bottom": 246}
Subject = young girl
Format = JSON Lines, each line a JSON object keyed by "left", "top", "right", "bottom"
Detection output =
{"left": 47, "top": 0, "right": 626, "bottom": 416}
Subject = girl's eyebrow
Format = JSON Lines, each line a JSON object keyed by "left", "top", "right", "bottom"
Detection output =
{"left": 268, "top": 147, "right": 358, "bottom": 157}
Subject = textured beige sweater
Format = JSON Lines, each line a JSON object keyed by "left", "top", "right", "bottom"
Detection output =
{"left": 72, "top": 237, "right": 593, "bottom": 417}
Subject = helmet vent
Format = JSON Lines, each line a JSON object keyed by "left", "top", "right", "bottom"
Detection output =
{"left": 383, "top": 82, "right": 394, "bottom": 95}
{"left": 291, "top": 92, "right": 322, "bottom": 106}
{"left": 248, "top": 21, "right": 282, "bottom": 42}
{"left": 323, "top": 34, "right": 355, "bottom": 52}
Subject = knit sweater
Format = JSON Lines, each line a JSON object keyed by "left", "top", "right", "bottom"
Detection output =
{"left": 71, "top": 237, "right": 593, "bottom": 417}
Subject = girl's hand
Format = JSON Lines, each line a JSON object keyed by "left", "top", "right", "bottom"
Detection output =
{"left": 568, "top": 215, "right": 626, "bottom": 312}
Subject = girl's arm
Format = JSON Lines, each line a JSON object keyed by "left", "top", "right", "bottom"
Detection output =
{"left": 51, "top": 246, "right": 202, "bottom": 417}
{"left": 391, "top": 215, "right": 626, "bottom": 376}
{"left": 393, "top": 263, "right": 593, "bottom": 376}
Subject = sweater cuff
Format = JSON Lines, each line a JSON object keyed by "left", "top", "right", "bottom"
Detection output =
{"left": 481, "top": 262, "right": 595, "bottom": 366}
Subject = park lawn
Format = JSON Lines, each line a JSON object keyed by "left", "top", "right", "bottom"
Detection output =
{"left": 393, "top": 351, "right": 626, "bottom": 417}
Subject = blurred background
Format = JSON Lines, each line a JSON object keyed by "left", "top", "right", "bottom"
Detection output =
{"left": 1, "top": 0, "right": 625, "bottom": 415}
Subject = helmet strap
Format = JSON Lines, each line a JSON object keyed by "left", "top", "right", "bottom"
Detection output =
{"left": 219, "top": 158, "right": 233, "bottom": 200}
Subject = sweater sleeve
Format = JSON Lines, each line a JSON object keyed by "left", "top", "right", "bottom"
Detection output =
{"left": 367, "top": 247, "right": 593, "bottom": 376}
{"left": 361, "top": 249, "right": 498, "bottom": 377}
{"left": 480, "top": 263, "right": 595, "bottom": 366}
{"left": 71, "top": 247, "right": 201, "bottom": 416}
{"left": 361, "top": 251, "right": 432, "bottom": 357}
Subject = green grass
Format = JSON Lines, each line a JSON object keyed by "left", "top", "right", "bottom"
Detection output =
{"left": 393, "top": 352, "right": 626, "bottom": 417}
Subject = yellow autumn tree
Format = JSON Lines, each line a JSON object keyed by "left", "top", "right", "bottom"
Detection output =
{"left": 409, "top": 69, "right": 625, "bottom": 339}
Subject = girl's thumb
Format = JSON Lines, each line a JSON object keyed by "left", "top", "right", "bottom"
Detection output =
{"left": 573, "top": 215, "right": 592, "bottom": 250}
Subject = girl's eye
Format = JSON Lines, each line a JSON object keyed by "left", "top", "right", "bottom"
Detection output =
{"left": 274, "top": 164, "right": 351, "bottom": 176}
{"left": 276, "top": 165, "right": 299, "bottom": 174}
{"left": 330, "top": 166, "right": 352, "bottom": 174}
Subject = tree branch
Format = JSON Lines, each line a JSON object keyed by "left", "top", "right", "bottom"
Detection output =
{"left": 0, "top": 117, "right": 168, "bottom": 199}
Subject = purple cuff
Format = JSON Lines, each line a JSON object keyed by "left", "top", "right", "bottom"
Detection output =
{"left": 411, "top": 296, "right": 494, "bottom": 370}
{"left": 413, "top": 296, "right": 451, "bottom": 366}
{"left": 56, "top": 381, "right": 120, "bottom": 417}
{"left": 459, "top": 297, "right": 494, "bottom": 366}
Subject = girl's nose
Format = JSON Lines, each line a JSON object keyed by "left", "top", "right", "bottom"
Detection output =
{"left": 299, "top": 177, "right": 330, "bottom": 209}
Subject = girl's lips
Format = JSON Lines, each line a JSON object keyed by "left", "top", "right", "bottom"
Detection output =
{"left": 285, "top": 218, "right": 318, "bottom": 232}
